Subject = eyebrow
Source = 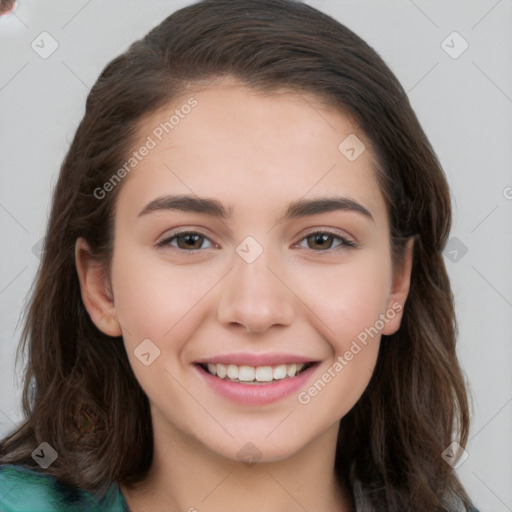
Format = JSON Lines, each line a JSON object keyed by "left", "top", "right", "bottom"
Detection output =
{"left": 137, "top": 194, "right": 374, "bottom": 223}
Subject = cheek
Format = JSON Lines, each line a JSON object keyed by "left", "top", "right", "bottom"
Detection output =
{"left": 111, "top": 241, "right": 392, "bottom": 353}
{"left": 293, "top": 252, "right": 392, "bottom": 350}
{"left": 292, "top": 257, "right": 389, "bottom": 419}
{"left": 109, "top": 248, "right": 220, "bottom": 404}
{"left": 109, "top": 247, "right": 219, "bottom": 351}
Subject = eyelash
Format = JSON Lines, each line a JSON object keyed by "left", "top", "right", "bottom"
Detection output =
{"left": 155, "top": 229, "right": 358, "bottom": 253}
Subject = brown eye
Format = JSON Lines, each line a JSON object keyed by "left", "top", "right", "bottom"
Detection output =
{"left": 298, "top": 231, "right": 357, "bottom": 252}
{"left": 307, "top": 233, "right": 335, "bottom": 250}
{"left": 156, "top": 231, "right": 214, "bottom": 251}
{"left": 176, "top": 233, "right": 205, "bottom": 250}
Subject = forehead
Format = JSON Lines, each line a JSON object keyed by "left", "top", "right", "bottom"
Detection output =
{"left": 114, "top": 79, "right": 388, "bottom": 228}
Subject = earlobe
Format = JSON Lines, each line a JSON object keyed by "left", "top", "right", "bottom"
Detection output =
{"left": 381, "top": 237, "right": 415, "bottom": 336}
{"left": 74, "top": 237, "right": 122, "bottom": 337}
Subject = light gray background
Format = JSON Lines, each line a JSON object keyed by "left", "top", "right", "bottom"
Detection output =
{"left": 1, "top": 1, "right": 511, "bottom": 510}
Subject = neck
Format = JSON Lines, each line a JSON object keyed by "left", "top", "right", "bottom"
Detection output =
{"left": 121, "top": 414, "right": 352, "bottom": 512}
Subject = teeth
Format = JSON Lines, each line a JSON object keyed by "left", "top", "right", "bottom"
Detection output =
{"left": 227, "top": 364, "right": 238, "bottom": 380}
{"left": 238, "top": 366, "right": 255, "bottom": 382}
{"left": 216, "top": 364, "right": 227, "bottom": 378}
{"left": 203, "top": 362, "right": 307, "bottom": 382}
{"left": 273, "top": 364, "right": 287, "bottom": 380}
{"left": 287, "top": 363, "right": 297, "bottom": 377}
{"left": 255, "top": 366, "right": 273, "bottom": 382}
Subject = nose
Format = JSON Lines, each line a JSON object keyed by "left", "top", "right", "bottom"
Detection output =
{"left": 216, "top": 246, "right": 295, "bottom": 334}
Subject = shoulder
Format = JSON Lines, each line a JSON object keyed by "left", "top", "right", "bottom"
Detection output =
{"left": 0, "top": 464, "right": 127, "bottom": 512}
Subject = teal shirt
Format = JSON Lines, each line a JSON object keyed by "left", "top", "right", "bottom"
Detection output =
{"left": 0, "top": 464, "right": 129, "bottom": 512}
{"left": 0, "top": 463, "right": 482, "bottom": 511}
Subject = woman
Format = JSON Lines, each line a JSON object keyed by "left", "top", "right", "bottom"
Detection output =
{"left": 0, "top": 0, "right": 480, "bottom": 510}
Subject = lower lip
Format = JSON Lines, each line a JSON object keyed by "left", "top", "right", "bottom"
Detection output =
{"left": 195, "top": 363, "right": 318, "bottom": 406}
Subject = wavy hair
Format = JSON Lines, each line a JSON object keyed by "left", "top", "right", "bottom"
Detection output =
{"left": 1, "top": 0, "right": 474, "bottom": 510}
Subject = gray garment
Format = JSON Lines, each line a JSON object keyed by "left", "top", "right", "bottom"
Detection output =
{"left": 352, "top": 478, "right": 473, "bottom": 511}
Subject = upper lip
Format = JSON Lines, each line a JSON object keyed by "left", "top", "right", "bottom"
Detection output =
{"left": 194, "top": 353, "right": 319, "bottom": 366}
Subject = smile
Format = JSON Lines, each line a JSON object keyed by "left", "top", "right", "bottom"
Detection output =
{"left": 199, "top": 362, "right": 313, "bottom": 384}
{"left": 194, "top": 358, "right": 319, "bottom": 405}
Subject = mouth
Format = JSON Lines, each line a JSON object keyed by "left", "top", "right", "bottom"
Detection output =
{"left": 193, "top": 353, "right": 321, "bottom": 405}
{"left": 196, "top": 361, "right": 315, "bottom": 385}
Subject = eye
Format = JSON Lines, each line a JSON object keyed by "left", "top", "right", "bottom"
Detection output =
{"left": 156, "top": 230, "right": 214, "bottom": 251}
{"left": 295, "top": 230, "right": 357, "bottom": 252}
{"left": 155, "top": 229, "right": 357, "bottom": 253}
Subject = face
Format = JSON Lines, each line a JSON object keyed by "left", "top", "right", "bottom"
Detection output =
{"left": 77, "top": 77, "right": 412, "bottom": 464}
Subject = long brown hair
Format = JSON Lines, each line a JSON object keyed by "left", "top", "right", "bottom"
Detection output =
{"left": 1, "top": 0, "right": 474, "bottom": 509}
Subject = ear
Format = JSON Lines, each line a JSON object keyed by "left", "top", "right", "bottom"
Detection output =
{"left": 74, "top": 237, "right": 122, "bottom": 337}
{"left": 381, "top": 237, "right": 414, "bottom": 336}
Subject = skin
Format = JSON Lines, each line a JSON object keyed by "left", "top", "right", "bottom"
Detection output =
{"left": 75, "top": 76, "right": 413, "bottom": 512}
